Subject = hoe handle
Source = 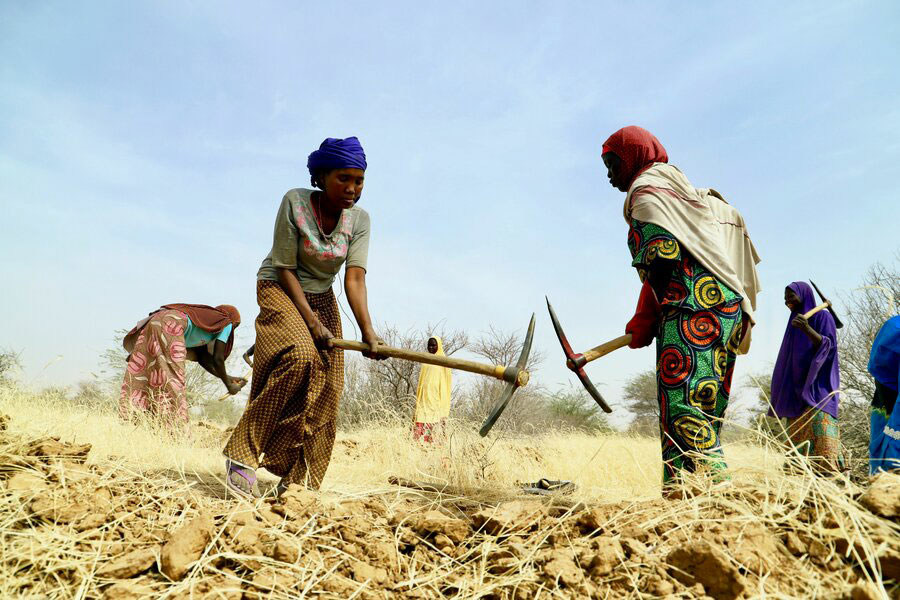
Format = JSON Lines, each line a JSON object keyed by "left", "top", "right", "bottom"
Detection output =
{"left": 802, "top": 302, "right": 829, "bottom": 320}
{"left": 329, "top": 339, "right": 526, "bottom": 386}
{"left": 581, "top": 334, "right": 633, "bottom": 365}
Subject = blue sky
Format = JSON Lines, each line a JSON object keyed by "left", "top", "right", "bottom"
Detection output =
{"left": 2, "top": 1, "right": 898, "bottom": 425}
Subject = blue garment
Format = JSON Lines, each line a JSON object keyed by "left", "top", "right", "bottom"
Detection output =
{"left": 868, "top": 316, "right": 900, "bottom": 474}
{"left": 183, "top": 318, "right": 232, "bottom": 349}
{"left": 870, "top": 406, "right": 900, "bottom": 474}
{"left": 307, "top": 137, "right": 367, "bottom": 174}
{"left": 869, "top": 315, "right": 900, "bottom": 391}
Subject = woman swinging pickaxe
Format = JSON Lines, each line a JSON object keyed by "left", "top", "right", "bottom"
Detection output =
{"left": 240, "top": 314, "right": 537, "bottom": 437}
{"left": 546, "top": 280, "right": 842, "bottom": 414}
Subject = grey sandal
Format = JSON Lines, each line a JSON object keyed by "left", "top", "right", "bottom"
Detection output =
{"left": 225, "top": 458, "right": 261, "bottom": 499}
{"left": 520, "top": 478, "right": 576, "bottom": 495}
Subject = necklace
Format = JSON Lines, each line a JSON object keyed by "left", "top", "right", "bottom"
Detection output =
{"left": 314, "top": 192, "right": 336, "bottom": 240}
{"left": 314, "top": 193, "right": 324, "bottom": 232}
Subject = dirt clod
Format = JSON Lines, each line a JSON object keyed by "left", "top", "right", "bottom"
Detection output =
{"left": 97, "top": 547, "right": 157, "bottom": 579}
{"left": 859, "top": 472, "right": 900, "bottom": 519}
{"left": 160, "top": 512, "right": 213, "bottom": 580}
{"left": 29, "top": 496, "right": 91, "bottom": 524}
{"left": 250, "top": 568, "right": 296, "bottom": 592}
{"left": 26, "top": 438, "right": 91, "bottom": 461}
{"left": 667, "top": 541, "right": 747, "bottom": 600}
{"left": 542, "top": 550, "right": 583, "bottom": 587}
{"left": 784, "top": 531, "right": 807, "bottom": 556}
{"left": 277, "top": 485, "right": 319, "bottom": 519}
{"left": 351, "top": 560, "right": 389, "bottom": 585}
{"left": 414, "top": 510, "right": 470, "bottom": 543}
{"left": 102, "top": 581, "right": 156, "bottom": 599}
{"left": 270, "top": 539, "right": 299, "bottom": 564}
{"left": 587, "top": 536, "right": 623, "bottom": 577}
{"left": 473, "top": 500, "right": 546, "bottom": 535}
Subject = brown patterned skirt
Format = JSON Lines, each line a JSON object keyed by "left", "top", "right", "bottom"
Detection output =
{"left": 224, "top": 281, "right": 343, "bottom": 489}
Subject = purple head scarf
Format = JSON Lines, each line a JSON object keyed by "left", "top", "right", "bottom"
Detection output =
{"left": 769, "top": 282, "right": 840, "bottom": 418}
{"left": 307, "top": 137, "right": 367, "bottom": 176}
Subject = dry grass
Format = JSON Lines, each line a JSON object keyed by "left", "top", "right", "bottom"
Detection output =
{"left": 2, "top": 385, "right": 779, "bottom": 503}
{"left": 1, "top": 383, "right": 898, "bottom": 599}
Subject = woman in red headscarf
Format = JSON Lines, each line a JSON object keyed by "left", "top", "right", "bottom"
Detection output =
{"left": 120, "top": 303, "right": 246, "bottom": 430}
{"left": 602, "top": 126, "right": 760, "bottom": 492}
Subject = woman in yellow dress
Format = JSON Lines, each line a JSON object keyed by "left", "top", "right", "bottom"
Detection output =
{"left": 412, "top": 336, "right": 452, "bottom": 443}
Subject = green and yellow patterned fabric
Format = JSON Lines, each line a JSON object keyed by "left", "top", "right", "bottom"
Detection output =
{"left": 628, "top": 219, "right": 744, "bottom": 484}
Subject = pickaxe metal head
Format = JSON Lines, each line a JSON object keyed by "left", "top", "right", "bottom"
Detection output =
{"left": 809, "top": 280, "right": 844, "bottom": 329}
{"left": 546, "top": 297, "right": 612, "bottom": 414}
{"left": 478, "top": 313, "right": 536, "bottom": 437}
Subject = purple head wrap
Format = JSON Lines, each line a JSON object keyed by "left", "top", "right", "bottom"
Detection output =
{"left": 307, "top": 137, "right": 367, "bottom": 177}
{"left": 769, "top": 281, "right": 840, "bottom": 418}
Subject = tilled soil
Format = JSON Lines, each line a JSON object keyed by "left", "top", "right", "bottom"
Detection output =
{"left": 1, "top": 413, "right": 898, "bottom": 599}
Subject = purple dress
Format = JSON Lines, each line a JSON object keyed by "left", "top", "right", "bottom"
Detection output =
{"left": 769, "top": 282, "right": 840, "bottom": 418}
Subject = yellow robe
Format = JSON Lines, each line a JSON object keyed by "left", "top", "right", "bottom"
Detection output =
{"left": 414, "top": 336, "right": 452, "bottom": 423}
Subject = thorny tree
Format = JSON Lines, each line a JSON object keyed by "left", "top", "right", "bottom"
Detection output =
{"left": 622, "top": 369, "right": 659, "bottom": 436}
{"left": 459, "top": 324, "right": 546, "bottom": 427}
{"left": 339, "top": 323, "right": 468, "bottom": 426}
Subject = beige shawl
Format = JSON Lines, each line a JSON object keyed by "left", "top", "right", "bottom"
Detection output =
{"left": 624, "top": 163, "right": 761, "bottom": 353}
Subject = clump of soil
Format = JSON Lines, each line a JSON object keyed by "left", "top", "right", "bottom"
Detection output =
{"left": 0, "top": 414, "right": 898, "bottom": 598}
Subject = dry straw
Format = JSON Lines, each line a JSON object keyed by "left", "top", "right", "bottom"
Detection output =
{"left": 1, "top": 383, "right": 898, "bottom": 598}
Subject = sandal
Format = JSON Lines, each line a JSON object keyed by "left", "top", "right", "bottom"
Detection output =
{"left": 225, "top": 458, "right": 261, "bottom": 500}
{"left": 520, "top": 478, "right": 576, "bottom": 495}
{"left": 273, "top": 480, "right": 290, "bottom": 498}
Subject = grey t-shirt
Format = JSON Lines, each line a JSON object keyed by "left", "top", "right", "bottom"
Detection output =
{"left": 257, "top": 188, "right": 371, "bottom": 294}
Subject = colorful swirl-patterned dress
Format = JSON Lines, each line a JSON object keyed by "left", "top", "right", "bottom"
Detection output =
{"left": 628, "top": 219, "right": 744, "bottom": 484}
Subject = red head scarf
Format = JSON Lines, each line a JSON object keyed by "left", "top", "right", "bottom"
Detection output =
{"left": 602, "top": 126, "right": 669, "bottom": 189}
{"left": 216, "top": 305, "right": 241, "bottom": 329}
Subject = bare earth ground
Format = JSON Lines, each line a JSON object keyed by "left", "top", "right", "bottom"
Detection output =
{"left": 1, "top": 386, "right": 898, "bottom": 599}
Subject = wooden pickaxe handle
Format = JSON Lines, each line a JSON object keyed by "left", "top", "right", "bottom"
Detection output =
{"left": 570, "top": 334, "right": 632, "bottom": 369}
{"left": 329, "top": 339, "right": 530, "bottom": 387}
{"left": 802, "top": 302, "right": 829, "bottom": 320}
{"left": 582, "top": 334, "right": 633, "bottom": 363}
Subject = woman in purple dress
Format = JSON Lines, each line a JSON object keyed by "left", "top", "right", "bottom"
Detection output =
{"left": 770, "top": 282, "right": 843, "bottom": 472}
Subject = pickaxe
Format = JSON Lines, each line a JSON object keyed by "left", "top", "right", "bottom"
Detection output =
{"left": 241, "top": 314, "right": 537, "bottom": 437}
{"left": 545, "top": 297, "right": 617, "bottom": 414}
{"left": 806, "top": 280, "right": 844, "bottom": 328}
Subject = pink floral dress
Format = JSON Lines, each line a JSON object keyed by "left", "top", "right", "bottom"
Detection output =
{"left": 119, "top": 310, "right": 189, "bottom": 430}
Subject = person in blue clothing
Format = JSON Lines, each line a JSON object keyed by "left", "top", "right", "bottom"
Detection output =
{"left": 868, "top": 315, "right": 900, "bottom": 474}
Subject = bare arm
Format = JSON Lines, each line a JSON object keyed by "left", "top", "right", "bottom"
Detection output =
{"left": 345, "top": 266, "right": 385, "bottom": 359}
{"left": 194, "top": 342, "right": 246, "bottom": 395}
{"left": 277, "top": 267, "right": 334, "bottom": 345}
{"left": 791, "top": 315, "right": 823, "bottom": 350}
